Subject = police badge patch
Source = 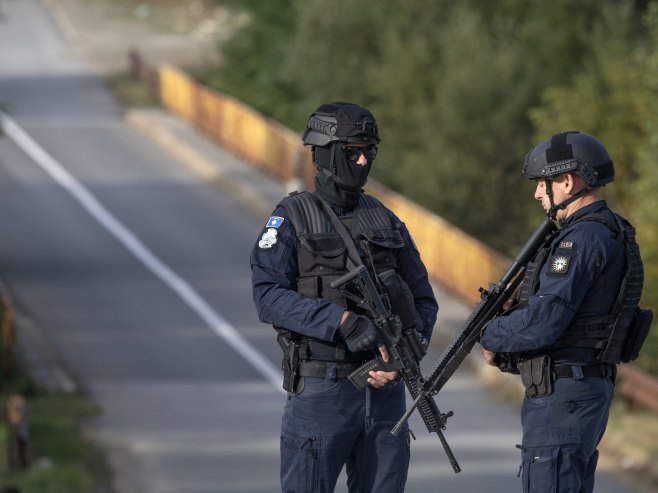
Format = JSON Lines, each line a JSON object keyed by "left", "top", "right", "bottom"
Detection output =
{"left": 258, "top": 228, "right": 278, "bottom": 249}
{"left": 549, "top": 255, "right": 570, "bottom": 274}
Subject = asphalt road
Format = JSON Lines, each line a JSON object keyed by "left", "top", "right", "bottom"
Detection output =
{"left": 0, "top": 1, "right": 648, "bottom": 492}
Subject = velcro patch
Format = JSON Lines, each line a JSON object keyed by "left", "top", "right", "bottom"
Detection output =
{"left": 548, "top": 255, "right": 570, "bottom": 275}
{"left": 559, "top": 241, "right": 574, "bottom": 249}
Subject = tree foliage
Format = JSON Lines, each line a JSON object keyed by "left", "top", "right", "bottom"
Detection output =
{"left": 279, "top": 0, "right": 629, "bottom": 251}
{"left": 201, "top": 0, "right": 302, "bottom": 125}
{"left": 530, "top": 3, "right": 658, "bottom": 372}
{"left": 210, "top": 0, "right": 658, "bottom": 374}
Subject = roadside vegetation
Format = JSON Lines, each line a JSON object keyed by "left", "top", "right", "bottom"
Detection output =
{"left": 107, "top": 72, "right": 160, "bottom": 108}
{"left": 602, "top": 401, "right": 658, "bottom": 489}
{"left": 0, "top": 303, "right": 113, "bottom": 493}
{"left": 197, "top": 0, "right": 658, "bottom": 375}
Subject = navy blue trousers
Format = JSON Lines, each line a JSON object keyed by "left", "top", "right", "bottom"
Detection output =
{"left": 519, "top": 374, "right": 614, "bottom": 493}
{"left": 280, "top": 374, "right": 410, "bottom": 493}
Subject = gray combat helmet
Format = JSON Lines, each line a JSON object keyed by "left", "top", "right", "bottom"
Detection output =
{"left": 302, "top": 102, "right": 380, "bottom": 147}
{"left": 523, "top": 131, "right": 615, "bottom": 188}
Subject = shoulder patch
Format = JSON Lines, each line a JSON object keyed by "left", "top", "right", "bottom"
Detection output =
{"left": 258, "top": 228, "right": 278, "bottom": 249}
{"left": 548, "top": 255, "right": 570, "bottom": 275}
{"left": 266, "top": 216, "right": 285, "bottom": 228}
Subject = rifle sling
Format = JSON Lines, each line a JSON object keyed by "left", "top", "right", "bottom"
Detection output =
{"left": 313, "top": 194, "right": 364, "bottom": 271}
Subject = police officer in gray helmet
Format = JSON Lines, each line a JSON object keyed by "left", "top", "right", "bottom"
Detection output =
{"left": 480, "top": 131, "right": 652, "bottom": 493}
{"left": 251, "top": 102, "right": 438, "bottom": 492}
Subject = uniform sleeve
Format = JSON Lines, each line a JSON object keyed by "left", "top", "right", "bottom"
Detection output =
{"left": 393, "top": 216, "right": 439, "bottom": 342}
{"left": 481, "top": 228, "right": 603, "bottom": 353}
{"left": 250, "top": 206, "right": 345, "bottom": 341}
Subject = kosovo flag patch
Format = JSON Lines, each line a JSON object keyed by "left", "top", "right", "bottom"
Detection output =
{"left": 266, "top": 216, "right": 284, "bottom": 228}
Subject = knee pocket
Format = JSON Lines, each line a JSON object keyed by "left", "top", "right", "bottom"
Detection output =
{"left": 281, "top": 429, "right": 321, "bottom": 493}
{"left": 521, "top": 428, "right": 586, "bottom": 493}
{"left": 523, "top": 446, "right": 560, "bottom": 492}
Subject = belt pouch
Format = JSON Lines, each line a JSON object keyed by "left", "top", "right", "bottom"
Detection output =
{"left": 518, "top": 355, "right": 553, "bottom": 398}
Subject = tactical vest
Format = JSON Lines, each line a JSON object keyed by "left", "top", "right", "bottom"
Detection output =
{"left": 518, "top": 211, "right": 651, "bottom": 364}
{"left": 276, "top": 191, "right": 422, "bottom": 364}
{"left": 281, "top": 191, "right": 404, "bottom": 308}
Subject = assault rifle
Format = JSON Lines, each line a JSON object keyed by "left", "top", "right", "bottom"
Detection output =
{"left": 391, "top": 216, "right": 558, "bottom": 440}
{"left": 331, "top": 265, "right": 461, "bottom": 473}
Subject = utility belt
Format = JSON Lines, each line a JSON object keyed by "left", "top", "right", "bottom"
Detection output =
{"left": 518, "top": 354, "right": 614, "bottom": 399}
{"left": 277, "top": 333, "right": 370, "bottom": 394}
{"left": 298, "top": 360, "right": 361, "bottom": 378}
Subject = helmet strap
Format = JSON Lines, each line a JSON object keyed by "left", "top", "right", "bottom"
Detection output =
{"left": 544, "top": 178, "right": 558, "bottom": 219}
{"left": 313, "top": 143, "right": 338, "bottom": 174}
{"left": 545, "top": 177, "right": 590, "bottom": 220}
{"left": 329, "top": 143, "right": 337, "bottom": 174}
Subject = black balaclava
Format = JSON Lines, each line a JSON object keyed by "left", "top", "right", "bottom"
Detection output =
{"left": 314, "top": 143, "right": 374, "bottom": 209}
{"left": 302, "top": 102, "right": 379, "bottom": 209}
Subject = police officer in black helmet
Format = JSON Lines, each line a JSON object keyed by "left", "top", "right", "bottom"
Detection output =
{"left": 480, "top": 131, "right": 650, "bottom": 493}
{"left": 250, "top": 102, "right": 438, "bottom": 492}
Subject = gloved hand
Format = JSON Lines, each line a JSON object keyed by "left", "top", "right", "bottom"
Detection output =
{"left": 337, "top": 312, "right": 381, "bottom": 352}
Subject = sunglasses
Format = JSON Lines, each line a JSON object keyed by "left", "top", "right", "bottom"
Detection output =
{"left": 343, "top": 145, "right": 378, "bottom": 162}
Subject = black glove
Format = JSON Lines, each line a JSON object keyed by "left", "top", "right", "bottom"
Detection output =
{"left": 337, "top": 312, "right": 381, "bottom": 352}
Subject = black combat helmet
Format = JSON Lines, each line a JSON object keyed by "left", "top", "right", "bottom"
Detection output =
{"left": 523, "top": 131, "right": 615, "bottom": 188}
{"left": 303, "top": 102, "right": 380, "bottom": 208}
{"left": 302, "top": 102, "right": 380, "bottom": 147}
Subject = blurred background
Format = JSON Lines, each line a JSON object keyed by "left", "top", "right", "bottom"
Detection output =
{"left": 202, "top": 0, "right": 658, "bottom": 349}
{"left": 0, "top": 0, "right": 657, "bottom": 492}
{"left": 121, "top": 0, "right": 658, "bottom": 368}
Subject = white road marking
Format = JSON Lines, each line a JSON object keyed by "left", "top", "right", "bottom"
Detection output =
{"left": 0, "top": 110, "right": 284, "bottom": 393}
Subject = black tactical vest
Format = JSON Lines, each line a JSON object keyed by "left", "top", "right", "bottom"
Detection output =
{"left": 518, "top": 211, "right": 649, "bottom": 364}
{"left": 280, "top": 191, "right": 404, "bottom": 309}
{"left": 275, "top": 191, "right": 413, "bottom": 363}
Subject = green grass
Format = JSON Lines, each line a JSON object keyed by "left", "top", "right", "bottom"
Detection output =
{"left": 0, "top": 390, "right": 114, "bottom": 493}
{"left": 106, "top": 72, "right": 160, "bottom": 109}
{"left": 0, "top": 302, "right": 113, "bottom": 492}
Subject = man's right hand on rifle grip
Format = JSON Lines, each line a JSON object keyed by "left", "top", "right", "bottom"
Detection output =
{"left": 338, "top": 311, "right": 381, "bottom": 352}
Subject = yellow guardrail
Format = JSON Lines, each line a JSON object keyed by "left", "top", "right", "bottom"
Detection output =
{"left": 134, "top": 55, "right": 510, "bottom": 305}
{"left": 365, "top": 182, "right": 509, "bottom": 302}
{"left": 159, "top": 64, "right": 303, "bottom": 184}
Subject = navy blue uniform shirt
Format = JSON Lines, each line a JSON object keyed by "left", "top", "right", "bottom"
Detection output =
{"left": 481, "top": 201, "right": 626, "bottom": 366}
{"left": 250, "top": 201, "right": 438, "bottom": 343}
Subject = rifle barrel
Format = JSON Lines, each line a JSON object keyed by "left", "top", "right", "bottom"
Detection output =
{"left": 391, "top": 216, "right": 558, "bottom": 470}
